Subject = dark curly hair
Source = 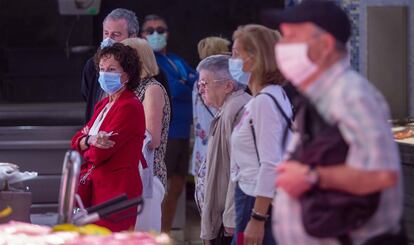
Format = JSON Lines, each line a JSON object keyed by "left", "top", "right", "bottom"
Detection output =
{"left": 94, "top": 43, "right": 142, "bottom": 91}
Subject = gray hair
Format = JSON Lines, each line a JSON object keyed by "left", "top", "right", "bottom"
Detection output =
{"left": 104, "top": 8, "right": 139, "bottom": 37}
{"left": 197, "top": 54, "right": 245, "bottom": 91}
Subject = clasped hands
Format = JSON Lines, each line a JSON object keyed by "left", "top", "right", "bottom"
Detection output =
{"left": 82, "top": 126, "right": 116, "bottom": 149}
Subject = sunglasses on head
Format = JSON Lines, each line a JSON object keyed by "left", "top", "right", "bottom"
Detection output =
{"left": 144, "top": 27, "right": 168, "bottom": 35}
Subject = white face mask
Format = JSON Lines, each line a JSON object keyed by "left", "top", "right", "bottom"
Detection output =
{"left": 275, "top": 43, "right": 318, "bottom": 86}
{"left": 228, "top": 58, "right": 251, "bottom": 85}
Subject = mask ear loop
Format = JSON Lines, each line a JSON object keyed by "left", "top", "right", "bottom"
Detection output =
{"left": 242, "top": 55, "right": 254, "bottom": 73}
{"left": 120, "top": 72, "right": 129, "bottom": 86}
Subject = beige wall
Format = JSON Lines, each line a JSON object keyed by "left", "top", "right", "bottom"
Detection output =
{"left": 366, "top": 6, "right": 409, "bottom": 119}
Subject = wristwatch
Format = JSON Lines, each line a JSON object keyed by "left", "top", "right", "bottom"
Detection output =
{"left": 251, "top": 209, "right": 269, "bottom": 222}
{"left": 306, "top": 166, "right": 320, "bottom": 187}
{"left": 84, "top": 135, "right": 91, "bottom": 148}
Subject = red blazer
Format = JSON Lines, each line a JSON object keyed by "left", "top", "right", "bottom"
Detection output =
{"left": 71, "top": 89, "right": 145, "bottom": 231}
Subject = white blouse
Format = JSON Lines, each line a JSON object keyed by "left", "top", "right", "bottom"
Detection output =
{"left": 230, "top": 85, "right": 292, "bottom": 198}
{"left": 88, "top": 102, "right": 113, "bottom": 136}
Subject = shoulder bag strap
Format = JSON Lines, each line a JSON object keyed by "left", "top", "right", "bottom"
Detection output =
{"left": 250, "top": 92, "right": 294, "bottom": 164}
{"left": 250, "top": 118, "right": 261, "bottom": 164}
{"left": 259, "top": 92, "right": 294, "bottom": 151}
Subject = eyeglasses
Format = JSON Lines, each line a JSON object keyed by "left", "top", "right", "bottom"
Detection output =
{"left": 198, "top": 78, "right": 228, "bottom": 88}
{"left": 143, "top": 26, "right": 168, "bottom": 35}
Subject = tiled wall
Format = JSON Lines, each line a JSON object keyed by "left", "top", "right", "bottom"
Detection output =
{"left": 336, "top": 0, "right": 361, "bottom": 71}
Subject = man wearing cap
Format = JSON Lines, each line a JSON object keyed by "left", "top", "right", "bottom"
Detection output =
{"left": 272, "top": 0, "right": 404, "bottom": 244}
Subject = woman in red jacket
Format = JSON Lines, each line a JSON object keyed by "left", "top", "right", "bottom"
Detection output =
{"left": 71, "top": 43, "right": 145, "bottom": 232}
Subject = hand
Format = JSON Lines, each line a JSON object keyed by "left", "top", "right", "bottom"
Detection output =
{"left": 224, "top": 226, "right": 234, "bottom": 236}
{"left": 89, "top": 131, "right": 115, "bottom": 149}
{"left": 203, "top": 240, "right": 211, "bottom": 245}
{"left": 81, "top": 126, "right": 89, "bottom": 135}
{"left": 244, "top": 219, "right": 265, "bottom": 245}
{"left": 276, "top": 160, "right": 311, "bottom": 198}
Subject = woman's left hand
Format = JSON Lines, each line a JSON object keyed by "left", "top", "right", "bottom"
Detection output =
{"left": 81, "top": 126, "right": 90, "bottom": 135}
{"left": 243, "top": 219, "right": 265, "bottom": 245}
{"left": 89, "top": 131, "right": 116, "bottom": 149}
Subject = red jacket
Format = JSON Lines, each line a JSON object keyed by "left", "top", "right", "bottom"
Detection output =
{"left": 71, "top": 89, "right": 145, "bottom": 232}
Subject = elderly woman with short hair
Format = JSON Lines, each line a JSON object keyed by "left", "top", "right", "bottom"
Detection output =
{"left": 196, "top": 54, "right": 251, "bottom": 245}
{"left": 191, "top": 36, "right": 231, "bottom": 178}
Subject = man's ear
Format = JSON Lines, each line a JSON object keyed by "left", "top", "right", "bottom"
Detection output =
{"left": 311, "top": 34, "right": 335, "bottom": 65}
{"left": 318, "top": 34, "right": 337, "bottom": 65}
{"left": 323, "top": 34, "right": 337, "bottom": 54}
{"left": 225, "top": 80, "right": 235, "bottom": 94}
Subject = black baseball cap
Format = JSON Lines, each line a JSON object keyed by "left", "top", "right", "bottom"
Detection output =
{"left": 268, "top": 0, "right": 351, "bottom": 44}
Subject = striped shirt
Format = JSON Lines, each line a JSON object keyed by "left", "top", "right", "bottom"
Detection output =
{"left": 273, "top": 58, "right": 403, "bottom": 245}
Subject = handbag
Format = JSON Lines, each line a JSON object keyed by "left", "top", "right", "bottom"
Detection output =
{"left": 290, "top": 95, "right": 380, "bottom": 238}
{"left": 77, "top": 163, "right": 95, "bottom": 208}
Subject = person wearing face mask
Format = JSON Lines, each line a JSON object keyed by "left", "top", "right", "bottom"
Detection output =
{"left": 191, "top": 36, "right": 230, "bottom": 181}
{"left": 141, "top": 14, "right": 198, "bottom": 233}
{"left": 81, "top": 8, "right": 139, "bottom": 123}
{"left": 270, "top": 1, "right": 405, "bottom": 245}
{"left": 229, "top": 24, "right": 293, "bottom": 245}
{"left": 197, "top": 55, "right": 251, "bottom": 245}
{"left": 192, "top": 36, "right": 230, "bottom": 216}
{"left": 71, "top": 43, "right": 146, "bottom": 232}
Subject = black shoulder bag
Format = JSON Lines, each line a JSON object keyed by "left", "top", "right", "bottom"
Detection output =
{"left": 291, "top": 94, "right": 380, "bottom": 240}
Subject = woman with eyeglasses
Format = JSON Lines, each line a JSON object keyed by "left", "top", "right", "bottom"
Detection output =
{"left": 229, "top": 25, "right": 293, "bottom": 245}
{"left": 192, "top": 36, "right": 231, "bottom": 215}
{"left": 196, "top": 54, "right": 251, "bottom": 245}
{"left": 71, "top": 43, "right": 146, "bottom": 232}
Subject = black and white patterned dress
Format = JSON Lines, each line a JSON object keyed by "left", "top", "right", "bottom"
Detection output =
{"left": 135, "top": 77, "right": 171, "bottom": 188}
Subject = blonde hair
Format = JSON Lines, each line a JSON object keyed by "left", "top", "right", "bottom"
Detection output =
{"left": 122, "top": 38, "right": 159, "bottom": 79}
{"left": 233, "top": 24, "right": 284, "bottom": 86}
{"left": 197, "top": 36, "right": 231, "bottom": 60}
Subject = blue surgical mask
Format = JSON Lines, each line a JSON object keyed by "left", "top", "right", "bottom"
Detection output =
{"left": 229, "top": 58, "right": 251, "bottom": 85}
{"left": 100, "top": 38, "right": 116, "bottom": 49}
{"left": 146, "top": 32, "right": 167, "bottom": 52}
{"left": 98, "top": 72, "right": 124, "bottom": 95}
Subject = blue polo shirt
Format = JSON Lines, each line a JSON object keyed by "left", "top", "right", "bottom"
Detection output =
{"left": 154, "top": 52, "right": 197, "bottom": 139}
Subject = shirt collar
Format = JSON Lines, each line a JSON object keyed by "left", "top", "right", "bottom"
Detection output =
{"left": 213, "top": 89, "right": 245, "bottom": 119}
{"left": 305, "top": 57, "right": 350, "bottom": 103}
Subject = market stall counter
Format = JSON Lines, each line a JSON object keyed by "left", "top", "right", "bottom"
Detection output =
{"left": 393, "top": 125, "right": 414, "bottom": 244}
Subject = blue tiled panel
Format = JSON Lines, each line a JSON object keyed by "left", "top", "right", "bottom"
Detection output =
{"left": 338, "top": 0, "right": 361, "bottom": 71}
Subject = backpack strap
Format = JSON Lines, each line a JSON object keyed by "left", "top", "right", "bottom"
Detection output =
{"left": 250, "top": 92, "right": 294, "bottom": 164}
{"left": 250, "top": 118, "right": 261, "bottom": 164}
{"left": 258, "top": 92, "right": 292, "bottom": 129}
{"left": 260, "top": 92, "right": 294, "bottom": 151}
